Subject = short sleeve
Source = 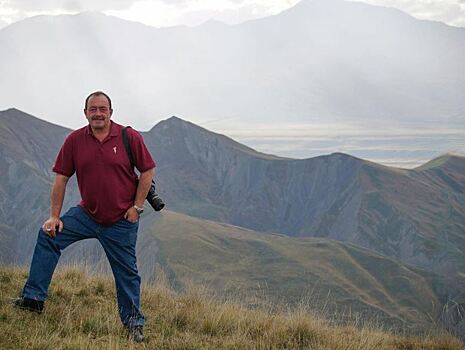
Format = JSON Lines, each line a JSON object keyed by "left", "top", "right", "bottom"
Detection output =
{"left": 52, "top": 133, "right": 75, "bottom": 177}
{"left": 127, "top": 128, "right": 156, "bottom": 172}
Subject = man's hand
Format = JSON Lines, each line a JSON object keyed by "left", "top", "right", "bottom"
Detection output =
{"left": 124, "top": 207, "right": 139, "bottom": 223}
{"left": 42, "top": 216, "right": 63, "bottom": 238}
{"left": 44, "top": 173, "right": 69, "bottom": 237}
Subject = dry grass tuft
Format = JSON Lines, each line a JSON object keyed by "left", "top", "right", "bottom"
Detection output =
{"left": 0, "top": 266, "right": 463, "bottom": 349}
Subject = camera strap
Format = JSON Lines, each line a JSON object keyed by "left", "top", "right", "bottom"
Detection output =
{"left": 122, "top": 126, "right": 136, "bottom": 170}
{"left": 122, "top": 126, "right": 157, "bottom": 186}
{"left": 121, "top": 126, "right": 164, "bottom": 211}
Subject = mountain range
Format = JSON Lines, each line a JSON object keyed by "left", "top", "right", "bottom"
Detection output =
{"left": 0, "top": 0, "right": 464, "bottom": 132}
{"left": 1, "top": 107, "right": 464, "bottom": 335}
{"left": 146, "top": 116, "right": 465, "bottom": 277}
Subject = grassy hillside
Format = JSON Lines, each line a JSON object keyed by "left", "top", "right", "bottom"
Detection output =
{"left": 0, "top": 266, "right": 462, "bottom": 350}
{"left": 6, "top": 210, "right": 455, "bottom": 335}
{"left": 149, "top": 211, "right": 452, "bottom": 333}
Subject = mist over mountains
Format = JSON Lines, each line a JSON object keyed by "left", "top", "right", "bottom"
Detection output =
{"left": 0, "top": 0, "right": 464, "bottom": 133}
{"left": 1, "top": 108, "right": 465, "bottom": 334}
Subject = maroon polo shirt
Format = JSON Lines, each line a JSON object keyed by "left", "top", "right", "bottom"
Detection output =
{"left": 53, "top": 121, "right": 156, "bottom": 225}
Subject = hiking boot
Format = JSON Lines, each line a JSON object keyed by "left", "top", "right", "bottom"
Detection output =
{"left": 13, "top": 296, "right": 44, "bottom": 314}
{"left": 127, "top": 325, "right": 144, "bottom": 343}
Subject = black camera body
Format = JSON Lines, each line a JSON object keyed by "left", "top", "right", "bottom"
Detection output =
{"left": 146, "top": 181, "right": 165, "bottom": 211}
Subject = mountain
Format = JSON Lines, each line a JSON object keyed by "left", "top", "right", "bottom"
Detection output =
{"left": 0, "top": 0, "right": 464, "bottom": 131}
{"left": 1, "top": 108, "right": 464, "bottom": 278}
{"left": 357, "top": 155, "right": 465, "bottom": 272}
{"left": 0, "top": 109, "right": 80, "bottom": 264}
{"left": 148, "top": 116, "right": 465, "bottom": 277}
{"left": 1, "top": 109, "right": 465, "bottom": 334}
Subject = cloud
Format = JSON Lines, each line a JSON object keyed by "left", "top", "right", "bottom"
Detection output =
{"left": 1, "top": 0, "right": 136, "bottom": 12}
{"left": 107, "top": 0, "right": 465, "bottom": 28}
{"left": 1, "top": 0, "right": 464, "bottom": 29}
{"left": 106, "top": 0, "right": 300, "bottom": 28}
{"left": 360, "top": 0, "right": 465, "bottom": 27}
{"left": 0, "top": 17, "right": 8, "bottom": 28}
{"left": 0, "top": 0, "right": 147, "bottom": 29}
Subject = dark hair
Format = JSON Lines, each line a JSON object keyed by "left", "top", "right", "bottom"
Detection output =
{"left": 84, "top": 91, "right": 112, "bottom": 110}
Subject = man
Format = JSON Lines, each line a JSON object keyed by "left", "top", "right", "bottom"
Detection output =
{"left": 14, "top": 91, "right": 155, "bottom": 343}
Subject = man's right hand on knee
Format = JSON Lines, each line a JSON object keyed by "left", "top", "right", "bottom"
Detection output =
{"left": 42, "top": 217, "right": 63, "bottom": 238}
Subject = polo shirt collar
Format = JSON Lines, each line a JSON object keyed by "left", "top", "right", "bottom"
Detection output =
{"left": 86, "top": 121, "right": 120, "bottom": 137}
{"left": 109, "top": 121, "right": 120, "bottom": 137}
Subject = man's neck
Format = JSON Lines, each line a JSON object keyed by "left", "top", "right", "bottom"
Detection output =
{"left": 91, "top": 126, "right": 111, "bottom": 142}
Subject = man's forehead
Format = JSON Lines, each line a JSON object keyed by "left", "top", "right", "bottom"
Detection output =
{"left": 88, "top": 95, "right": 110, "bottom": 106}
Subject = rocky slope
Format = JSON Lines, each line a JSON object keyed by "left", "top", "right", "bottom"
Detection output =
{"left": 0, "top": 109, "right": 79, "bottom": 264}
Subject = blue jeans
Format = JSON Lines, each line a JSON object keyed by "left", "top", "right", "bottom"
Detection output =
{"left": 22, "top": 206, "right": 144, "bottom": 327}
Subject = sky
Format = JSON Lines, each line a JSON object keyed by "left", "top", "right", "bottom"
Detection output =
{"left": 0, "top": 0, "right": 465, "bottom": 30}
{"left": 0, "top": 0, "right": 464, "bottom": 167}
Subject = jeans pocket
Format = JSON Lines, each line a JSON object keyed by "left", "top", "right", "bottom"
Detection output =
{"left": 123, "top": 217, "right": 138, "bottom": 225}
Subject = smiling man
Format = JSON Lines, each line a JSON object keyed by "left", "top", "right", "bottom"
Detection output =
{"left": 14, "top": 91, "right": 155, "bottom": 343}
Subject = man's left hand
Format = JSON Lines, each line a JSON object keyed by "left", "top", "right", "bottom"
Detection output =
{"left": 124, "top": 207, "right": 139, "bottom": 223}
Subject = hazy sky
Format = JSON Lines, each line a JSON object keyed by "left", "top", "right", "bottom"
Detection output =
{"left": 1, "top": 0, "right": 464, "bottom": 166}
{"left": 0, "top": 0, "right": 464, "bottom": 30}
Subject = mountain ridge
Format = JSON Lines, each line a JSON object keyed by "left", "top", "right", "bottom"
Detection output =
{"left": 2, "top": 107, "right": 464, "bottom": 167}
{"left": 1, "top": 108, "right": 464, "bottom": 278}
{"left": 151, "top": 115, "right": 285, "bottom": 160}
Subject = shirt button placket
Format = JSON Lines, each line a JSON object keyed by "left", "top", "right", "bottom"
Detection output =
{"left": 96, "top": 144, "right": 104, "bottom": 164}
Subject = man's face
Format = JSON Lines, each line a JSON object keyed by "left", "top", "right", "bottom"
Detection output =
{"left": 84, "top": 95, "right": 113, "bottom": 131}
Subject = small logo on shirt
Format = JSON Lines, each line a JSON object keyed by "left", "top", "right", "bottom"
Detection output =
{"left": 113, "top": 146, "right": 117, "bottom": 154}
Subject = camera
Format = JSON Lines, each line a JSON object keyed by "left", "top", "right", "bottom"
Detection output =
{"left": 146, "top": 180, "right": 165, "bottom": 211}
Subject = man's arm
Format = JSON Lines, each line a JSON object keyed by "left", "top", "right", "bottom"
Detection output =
{"left": 42, "top": 174, "right": 69, "bottom": 237}
{"left": 135, "top": 168, "right": 155, "bottom": 207}
{"left": 125, "top": 168, "right": 155, "bottom": 222}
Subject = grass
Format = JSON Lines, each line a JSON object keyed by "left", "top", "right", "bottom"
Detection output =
{"left": 151, "top": 211, "right": 448, "bottom": 332}
{"left": 0, "top": 266, "right": 463, "bottom": 350}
